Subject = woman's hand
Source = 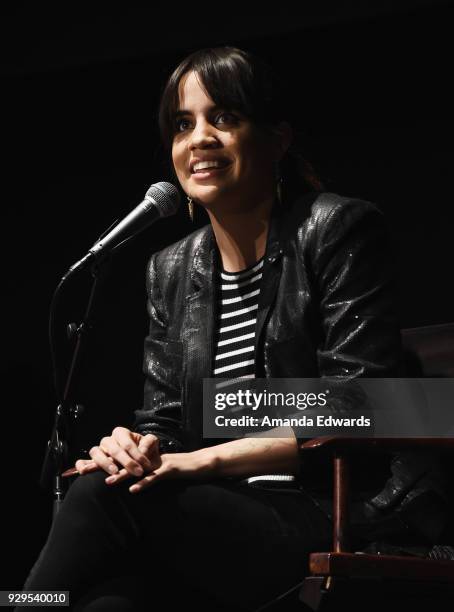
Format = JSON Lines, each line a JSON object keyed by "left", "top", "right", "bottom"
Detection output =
{"left": 74, "top": 427, "right": 160, "bottom": 478}
{"left": 103, "top": 447, "right": 218, "bottom": 493}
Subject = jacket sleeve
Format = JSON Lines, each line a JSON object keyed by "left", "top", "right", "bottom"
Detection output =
{"left": 131, "top": 252, "right": 185, "bottom": 453}
{"left": 290, "top": 198, "right": 403, "bottom": 441}
{"left": 313, "top": 198, "right": 403, "bottom": 379}
{"left": 294, "top": 198, "right": 401, "bottom": 488}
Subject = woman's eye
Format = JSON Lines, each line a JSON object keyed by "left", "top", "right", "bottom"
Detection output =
{"left": 174, "top": 112, "right": 237, "bottom": 133}
{"left": 175, "top": 118, "right": 191, "bottom": 132}
{"left": 216, "top": 112, "right": 236, "bottom": 124}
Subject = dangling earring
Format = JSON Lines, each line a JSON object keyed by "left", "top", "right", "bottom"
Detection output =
{"left": 187, "top": 196, "right": 194, "bottom": 222}
{"left": 275, "top": 164, "right": 284, "bottom": 205}
{"left": 277, "top": 176, "right": 284, "bottom": 205}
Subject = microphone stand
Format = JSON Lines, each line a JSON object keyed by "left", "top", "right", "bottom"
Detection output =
{"left": 40, "top": 262, "right": 105, "bottom": 521}
{"left": 40, "top": 217, "right": 139, "bottom": 521}
{"left": 37, "top": 184, "right": 180, "bottom": 521}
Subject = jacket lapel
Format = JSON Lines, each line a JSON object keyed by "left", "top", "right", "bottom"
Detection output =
{"left": 254, "top": 192, "right": 318, "bottom": 358}
{"left": 182, "top": 226, "right": 218, "bottom": 448}
{"left": 253, "top": 202, "right": 285, "bottom": 366}
{"left": 182, "top": 202, "right": 285, "bottom": 386}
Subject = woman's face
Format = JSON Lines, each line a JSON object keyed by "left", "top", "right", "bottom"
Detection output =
{"left": 171, "top": 70, "right": 286, "bottom": 214}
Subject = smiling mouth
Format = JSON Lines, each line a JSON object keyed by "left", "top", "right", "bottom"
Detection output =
{"left": 191, "top": 164, "right": 231, "bottom": 179}
{"left": 191, "top": 157, "right": 231, "bottom": 172}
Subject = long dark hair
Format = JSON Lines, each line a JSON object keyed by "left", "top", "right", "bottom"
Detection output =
{"left": 158, "top": 46, "right": 323, "bottom": 198}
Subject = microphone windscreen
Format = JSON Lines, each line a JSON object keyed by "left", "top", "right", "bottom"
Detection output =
{"left": 145, "top": 182, "right": 180, "bottom": 217}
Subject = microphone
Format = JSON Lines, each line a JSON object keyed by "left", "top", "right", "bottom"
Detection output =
{"left": 63, "top": 182, "right": 180, "bottom": 279}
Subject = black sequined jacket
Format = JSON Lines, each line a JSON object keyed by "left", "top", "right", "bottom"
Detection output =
{"left": 132, "top": 190, "right": 448, "bottom": 544}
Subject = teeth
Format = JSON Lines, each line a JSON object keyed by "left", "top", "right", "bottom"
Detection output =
{"left": 193, "top": 160, "right": 228, "bottom": 173}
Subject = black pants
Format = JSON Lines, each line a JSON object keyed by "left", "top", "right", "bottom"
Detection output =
{"left": 21, "top": 471, "right": 332, "bottom": 611}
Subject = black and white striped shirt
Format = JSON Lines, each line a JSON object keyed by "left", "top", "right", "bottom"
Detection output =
{"left": 213, "top": 255, "right": 295, "bottom": 485}
{"left": 213, "top": 257, "right": 263, "bottom": 387}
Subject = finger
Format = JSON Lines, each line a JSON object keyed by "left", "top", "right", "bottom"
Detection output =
{"left": 89, "top": 445, "right": 120, "bottom": 475}
{"left": 129, "top": 469, "right": 168, "bottom": 493}
{"left": 74, "top": 459, "right": 99, "bottom": 474}
{"left": 97, "top": 436, "right": 145, "bottom": 477}
{"left": 104, "top": 467, "right": 131, "bottom": 485}
{"left": 103, "top": 441, "right": 146, "bottom": 477}
{"left": 114, "top": 430, "right": 159, "bottom": 472}
{"left": 137, "top": 434, "right": 161, "bottom": 465}
{"left": 94, "top": 461, "right": 157, "bottom": 486}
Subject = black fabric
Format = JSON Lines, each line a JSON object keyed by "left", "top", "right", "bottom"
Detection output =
{"left": 132, "top": 190, "right": 448, "bottom": 542}
{"left": 21, "top": 471, "right": 333, "bottom": 611}
{"left": 133, "top": 190, "right": 403, "bottom": 452}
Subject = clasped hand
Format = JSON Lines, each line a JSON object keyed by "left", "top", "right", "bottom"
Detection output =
{"left": 74, "top": 427, "right": 214, "bottom": 493}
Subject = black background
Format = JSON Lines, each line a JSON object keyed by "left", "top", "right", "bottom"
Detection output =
{"left": 2, "top": 1, "right": 453, "bottom": 592}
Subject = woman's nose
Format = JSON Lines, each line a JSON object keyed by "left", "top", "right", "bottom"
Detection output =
{"left": 189, "top": 120, "right": 218, "bottom": 150}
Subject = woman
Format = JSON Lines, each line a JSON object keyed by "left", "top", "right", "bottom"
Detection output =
{"left": 21, "top": 47, "right": 446, "bottom": 611}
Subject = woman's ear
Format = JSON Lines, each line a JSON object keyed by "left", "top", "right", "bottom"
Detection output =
{"left": 273, "top": 121, "right": 293, "bottom": 160}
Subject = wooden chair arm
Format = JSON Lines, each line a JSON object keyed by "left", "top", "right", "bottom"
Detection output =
{"left": 299, "top": 436, "right": 454, "bottom": 453}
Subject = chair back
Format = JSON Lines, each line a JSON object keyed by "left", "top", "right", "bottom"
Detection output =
{"left": 401, "top": 322, "right": 454, "bottom": 377}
